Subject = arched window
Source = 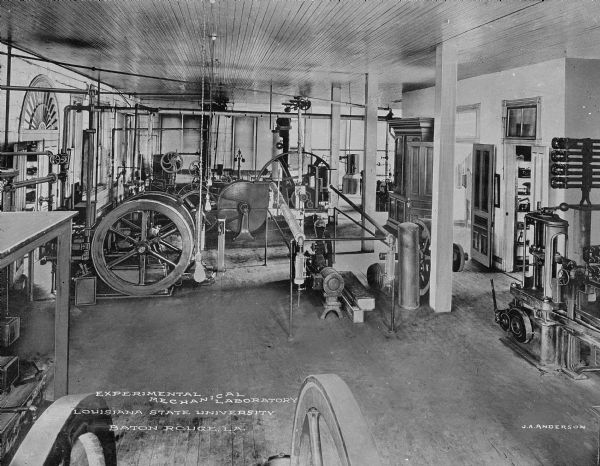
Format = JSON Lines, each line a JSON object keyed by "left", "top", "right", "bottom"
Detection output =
{"left": 19, "top": 75, "right": 59, "bottom": 131}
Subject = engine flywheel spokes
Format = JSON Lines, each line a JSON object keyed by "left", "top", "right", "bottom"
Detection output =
{"left": 91, "top": 196, "right": 194, "bottom": 296}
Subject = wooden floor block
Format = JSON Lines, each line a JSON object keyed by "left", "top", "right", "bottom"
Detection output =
{"left": 339, "top": 271, "right": 375, "bottom": 311}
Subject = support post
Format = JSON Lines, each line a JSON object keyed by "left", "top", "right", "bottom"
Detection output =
{"left": 362, "top": 73, "right": 378, "bottom": 252}
{"left": 430, "top": 40, "right": 457, "bottom": 312}
{"left": 55, "top": 222, "right": 72, "bottom": 398}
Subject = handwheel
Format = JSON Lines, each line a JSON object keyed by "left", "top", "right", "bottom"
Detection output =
{"left": 414, "top": 219, "right": 431, "bottom": 296}
{"left": 91, "top": 193, "right": 194, "bottom": 296}
{"left": 290, "top": 374, "right": 382, "bottom": 466}
{"left": 10, "top": 393, "right": 116, "bottom": 466}
{"left": 160, "top": 152, "right": 183, "bottom": 173}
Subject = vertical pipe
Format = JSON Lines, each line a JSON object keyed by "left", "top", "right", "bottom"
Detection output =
{"left": 159, "top": 114, "right": 163, "bottom": 156}
{"left": 253, "top": 117, "right": 257, "bottom": 174}
{"left": 111, "top": 115, "right": 117, "bottom": 205}
{"left": 332, "top": 208, "right": 337, "bottom": 265}
{"left": 133, "top": 104, "right": 139, "bottom": 177}
{"left": 3, "top": 44, "right": 11, "bottom": 155}
{"left": 330, "top": 84, "right": 341, "bottom": 214}
{"left": 95, "top": 78, "right": 101, "bottom": 203}
{"left": 216, "top": 219, "right": 225, "bottom": 272}
{"left": 264, "top": 209, "right": 269, "bottom": 266}
{"left": 387, "top": 238, "right": 397, "bottom": 332}
{"left": 123, "top": 116, "right": 129, "bottom": 185}
{"left": 289, "top": 240, "right": 295, "bottom": 340}
{"left": 94, "top": 113, "right": 100, "bottom": 203}
{"left": 27, "top": 251, "right": 34, "bottom": 302}
{"left": 398, "top": 222, "right": 420, "bottom": 310}
{"left": 390, "top": 266, "right": 396, "bottom": 332}
{"left": 297, "top": 106, "right": 302, "bottom": 183}
{"left": 83, "top": 129, "right": 96, "bottom": 231}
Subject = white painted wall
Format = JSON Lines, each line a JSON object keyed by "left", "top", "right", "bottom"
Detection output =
{"left": 0, "top": 44, "right": 131, "bottom": 213}
{"left": 402, "top": 58, "right": 567, "bottom": 267}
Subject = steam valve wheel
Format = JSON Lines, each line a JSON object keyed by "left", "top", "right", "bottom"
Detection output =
{"left": 160, "top": 151, "right": 184, "bottom": 173}
{"left": 290, "top": 374, "right": 382, "bottom": 466}
{"left": 91, "top": 193, "right": 194, "bottom": 296}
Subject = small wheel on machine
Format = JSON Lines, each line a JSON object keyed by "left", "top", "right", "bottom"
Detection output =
{"left": 497, "top": 309, "right": 511, "bottom": 332}
{"left": 414, "top": 219, "right": 431, "bottom": 296}
{"left": 290, "top": 374, "right": 382, "bottom": 466}
{"left": 508, "top": 308, "right": 533, "bottom": 343}
{"left": 452, "top": 243, "right": 466, "bottom": 272}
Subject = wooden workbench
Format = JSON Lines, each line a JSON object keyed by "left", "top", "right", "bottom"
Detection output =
{"left": 0, "top": 211, "right": 77, "bottom": 398}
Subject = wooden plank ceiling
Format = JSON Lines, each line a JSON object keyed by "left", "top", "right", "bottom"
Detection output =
{"left": 0, "top": 0, "right": 599, "bottom": 108}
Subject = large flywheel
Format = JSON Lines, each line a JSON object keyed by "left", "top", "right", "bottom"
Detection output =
{"left": 10, "top": 393, "right": 116, "bottom": 466}
{"left": 255, "top": 151, "right": 330, "bottom": 208}
{"left": 217, "top": 181, "right": 270, "bottom": 240}
{"left": 290, "top": 374, "right": 382, "bottom": 466}
{"left": 91, "top": 192, "right": 194, "bottom": 296}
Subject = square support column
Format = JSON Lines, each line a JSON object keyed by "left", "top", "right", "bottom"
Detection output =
{"left": 430, "top": 40, "right": 457, "bottom": 312}
{"left": 362, "top": 73, "right": 378, "bottom": 252}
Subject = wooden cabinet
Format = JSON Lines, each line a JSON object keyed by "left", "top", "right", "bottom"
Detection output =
{"left": 386, "top": 118, "right": 434, "bottom": 229}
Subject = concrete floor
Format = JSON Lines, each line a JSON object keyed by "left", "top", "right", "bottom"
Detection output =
{"left": 61, "top": 256, "right": 600, "bottom": 466}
